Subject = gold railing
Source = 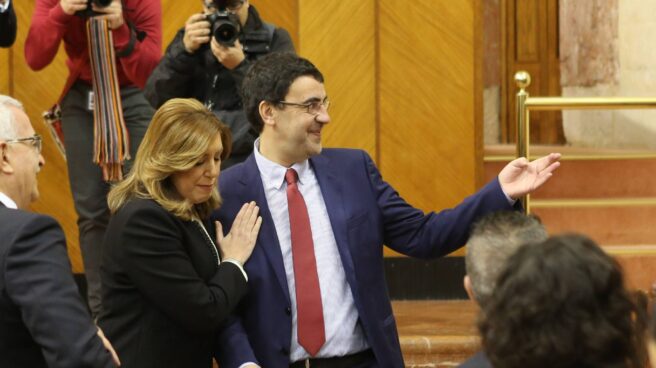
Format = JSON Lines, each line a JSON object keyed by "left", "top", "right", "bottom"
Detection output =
{"left": 515, "top": 71, "right": 656, "bottom": 212}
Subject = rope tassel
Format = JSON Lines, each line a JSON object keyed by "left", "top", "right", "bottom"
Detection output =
{"left": 86, "top": 18, "right": 130, "bottom": 182}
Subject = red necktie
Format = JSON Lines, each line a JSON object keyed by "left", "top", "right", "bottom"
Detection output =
{"left": 285, "top": 168, "right": 325, "bottom": 356}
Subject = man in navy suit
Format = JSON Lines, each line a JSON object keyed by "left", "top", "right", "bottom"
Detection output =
{"left": 0, "top": 95, "right": 118, "bottom": 367}
{"left": 213, "top": 53, "right": 561, "bottom": 368}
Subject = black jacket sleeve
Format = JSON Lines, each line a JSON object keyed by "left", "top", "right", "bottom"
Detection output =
{"left": 5, "top": 214, "right": 115, "bottom": 368}
{"left": 144, "top": 28, "right": 200, "bottom": 108}
{"left": 110, "top": 203, "right": 248, "bottom": 333}
{"left": 0, "top": 0, "right": 17, "bottom": 48}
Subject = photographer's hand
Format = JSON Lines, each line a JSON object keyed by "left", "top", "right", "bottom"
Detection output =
{"left": 92, "top": 0, "right": 124, "bottom": 30}
{"left": 211, "top": 38, "right": 245, "bottom": 70}
{"left": 183, "top": 13, "right": 211, "bottom": 54}
{"left": 60, "top": 0, "right": 88, "bottom": 15}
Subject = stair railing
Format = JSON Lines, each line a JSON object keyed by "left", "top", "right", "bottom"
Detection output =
{"left": 515, "top": 70, "right": 656, "bottom": 212}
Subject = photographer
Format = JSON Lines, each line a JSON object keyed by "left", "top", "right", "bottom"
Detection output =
{"left": 144, "top": 0, "right": 295, "bottom": 168}
{"left": 25, "top": 0, "right": 162, "bottom": 318}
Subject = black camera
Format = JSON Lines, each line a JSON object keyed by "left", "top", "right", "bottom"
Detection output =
{"left": 76, "top": 0, "right": 113, "bottom": 17}
{"left": 206, "top": 0, "right": 242, "bottom": 47}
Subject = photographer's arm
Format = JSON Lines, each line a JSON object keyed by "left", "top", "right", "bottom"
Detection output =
{"left": 108, "top": 0, "right": 162, "bottom": 89}
{"left": 144, "top": 31, "right": 198, "bottom": 108}
{"left": 25, "top": 0, "right": 76, "bottom": 70}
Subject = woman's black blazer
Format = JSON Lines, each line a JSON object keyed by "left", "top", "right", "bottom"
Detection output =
{"left": 98, "top": 198, "right": 247, "bottom": 367}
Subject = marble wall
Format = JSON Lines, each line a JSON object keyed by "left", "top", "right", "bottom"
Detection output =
{"left": 560, "top": 0, "right": 656, "bottom": 149}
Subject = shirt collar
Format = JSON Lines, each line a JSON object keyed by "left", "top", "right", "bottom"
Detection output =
{"left": 253, "top": 139, "right": 311, "bottom": 190}
{"left": 0, "top": 191, "right": 18, "bottom": 209}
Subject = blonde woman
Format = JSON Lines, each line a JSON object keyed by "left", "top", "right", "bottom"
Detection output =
{"left": 98, "top": 98, "right": 261, "bottom": 367}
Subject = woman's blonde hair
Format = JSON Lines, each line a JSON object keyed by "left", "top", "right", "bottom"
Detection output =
{"left": 108, "top": 98, "right": 232, "bottom": 220}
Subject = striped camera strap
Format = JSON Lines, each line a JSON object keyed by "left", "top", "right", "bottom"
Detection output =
{"left": 86, "top": 18, "right": 131, "bottom": 182}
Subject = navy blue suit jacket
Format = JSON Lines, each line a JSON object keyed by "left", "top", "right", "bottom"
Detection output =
{"left": 0, "top": 205, "right": 114, "bottom": 367}
{"left": 213, "top": 148, "right": 515, "bottom": 368}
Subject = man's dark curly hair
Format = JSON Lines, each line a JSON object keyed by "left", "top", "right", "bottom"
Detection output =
{"left": 240, "top": 52, "right": 324, "bottom": 133}
{"left": 479, "top": 234, "right": 646, "bottom": 368}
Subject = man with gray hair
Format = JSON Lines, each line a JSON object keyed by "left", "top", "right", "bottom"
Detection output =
{"left": 459, "top": 210, "right": 547, "bottom": 368}
{"left": 0, "top": 95, "right": 119, "bottom": 367}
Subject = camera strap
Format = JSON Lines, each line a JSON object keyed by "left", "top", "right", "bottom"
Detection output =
{"left": 241, "top": 22, "right": 275, "bottom": 55}
{"left": 86, "top": 18, "right": 130, "bottom": 182}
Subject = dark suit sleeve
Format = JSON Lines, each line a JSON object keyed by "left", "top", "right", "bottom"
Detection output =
{"left": 362, "top": 151, "right": 515, "bottom": 258}
{"left": 143, "top": 29, "right": 198, "bottom": 108}
{"left": 0, "top": 0, "right": 17, "bottom": 48}
{"left": 4, "top": 215, "right": 115, "bottom": 368}
{"left": 214, "top": 315, "right": 259, "bottom": 367}
{"left": 112, "top": 204, "right": 248, "bottom": 333}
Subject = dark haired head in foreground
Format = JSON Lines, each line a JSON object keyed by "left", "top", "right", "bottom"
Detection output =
{"left": 480, "top": 234, "right": 646, "bottom": 368}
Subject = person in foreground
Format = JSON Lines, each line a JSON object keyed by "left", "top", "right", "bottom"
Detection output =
{"left": 0, "top": 95, "right": 119, "bottom": 367}
{"left": 480, "top": 234, "right": 647, "bottom": 368}
{"left": 98, "top": 98, "right": 262, "bottom": 367}
{"left": 212, "top": 52, "right": 562, "bottom": 368}
{"left": 458, "top": 211, "right": 547, "bottom": 368}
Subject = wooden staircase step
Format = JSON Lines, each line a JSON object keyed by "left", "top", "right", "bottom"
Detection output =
{"left": 532, "top": 206, "right": 656, "bottom": 245}
{"left": 483, "top": 145, "right": 656, "bottom": 293}
{"left": 484, "top": 159, "right": 656, "bottom": 199}
{"left": 393, "top": 300, "right": 478, "bottom": 367}
{"left": 610, "top": 250, "right": 656, "bottom": 291}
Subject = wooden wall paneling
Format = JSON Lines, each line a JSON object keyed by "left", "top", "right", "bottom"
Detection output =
{"left": 13, "top": 1, "right": 83, "bottom": 271}
{"left": 503, "top": 0, "right": 563, "bottom": 144}
{"left": 473, "top": 0, "right": 484, "bottom": 189}
{"left": 515, "top": 0, "right": 539, "bottom": 62}
{"left": 298, "top": 0, "right": 376, "bottom": 156}
{"left": 499, "top": 0, "right": 509, "bottom": 142}
{"left": 379, "top": 0, "right": 480, "bottom": 257}
{"left": 543, "top": 0, "right": 564, "bottom": 144}
{"left": 160, "top": 1, "right": 199, "bottom": 51}
{"left": 250, "top": 0, "right": 299, "bottom": 48}
{"left": 0, "top": 48, "right": 9, "bottom": 94}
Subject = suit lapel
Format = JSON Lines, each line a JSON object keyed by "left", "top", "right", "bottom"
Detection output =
{"left": 239, "top": 155, "right": 291, "bottom": 303}
{"left": 310, "top": 154, "right": 359, "bottom": 295}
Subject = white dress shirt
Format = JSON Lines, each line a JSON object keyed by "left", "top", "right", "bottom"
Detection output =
{"left": 0, "top": 191, "right": 17, "bottom": 208}
{"left": 0, "top": 0, "right": 10, "bottom": 13}
{"left": 254, "top": 141, "right": 369, "bottom": 361}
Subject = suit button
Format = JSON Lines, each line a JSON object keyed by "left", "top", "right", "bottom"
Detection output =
{"left": 285, "top": 307, "right": 291, "bottom": 315}
{"left": 281, "top": 347, "right": 289, "bottom": 355}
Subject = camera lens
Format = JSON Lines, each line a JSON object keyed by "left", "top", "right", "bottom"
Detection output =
{"left": 208, "top": 11, "right": 241, "bottom": 47}
{"left": 214, "top": 22, "right": 239, "bottom": 46}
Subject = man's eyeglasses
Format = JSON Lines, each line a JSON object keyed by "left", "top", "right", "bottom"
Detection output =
{"left": 204, "top": 0, "right": 245, "bottom": 12}
{"left": 277, "top": 98, "right": 331, "bottom": 116}
{"left": 4, "top": 134, "right": 42, "bottom": 154}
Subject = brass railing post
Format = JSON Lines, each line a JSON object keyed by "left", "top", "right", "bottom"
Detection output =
{"left": 508, "top": 71, "right": 656, "bottom": 214}
{"left": 515, "top": 71, "right": 531, "bottom": 213}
